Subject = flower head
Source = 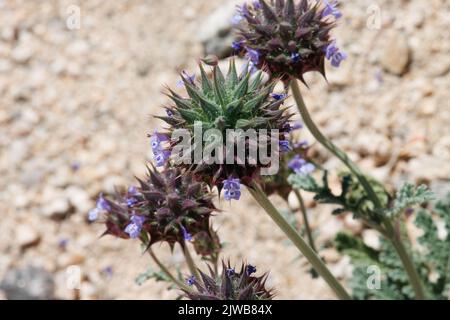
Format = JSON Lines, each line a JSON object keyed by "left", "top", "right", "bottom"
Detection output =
{"left": 160, "top": 59, "right": 292, "bottom": 188}
{"left": 183, "top": 261, "right": 274, "bottom": 300}
{"left": 100, "top": 167, "right": 220, "bottom": 256}
{"left": 235, "top": 0, "right": 341, "bottom": 82}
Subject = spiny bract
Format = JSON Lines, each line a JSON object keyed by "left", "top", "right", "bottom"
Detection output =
{"left": 184, "top": 261, "right": 274, "bottom": 300}
{"left": 101, "top": 166, "right": 220, "bottom": 257}
{"left": 159, "top": 59, "right": 292, "bottom": 188}
{"left": 235, "top": 0, "right": 338, "bottom": 82}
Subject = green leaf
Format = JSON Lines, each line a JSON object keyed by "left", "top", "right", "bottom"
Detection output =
{"left": 385, "top": 183, "right": 435, "bottom": 218}
{"left": 233, "top": 73, "right": 250, "bottom": 98}
{"left": 226, "top": 59, "right": 238, "bottom": 87}
{"left": 135, "top": 267, "right": 171, "bottom": 286}
{"left": 199, "top": 63, "right": 212, "bottom": 93}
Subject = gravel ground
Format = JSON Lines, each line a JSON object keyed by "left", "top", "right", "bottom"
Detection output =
{"left": 0, "top": 0, "right": 449, "bottom": 300}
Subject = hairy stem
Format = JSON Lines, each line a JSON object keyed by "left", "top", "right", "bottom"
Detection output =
{"left": 183, "top": 244, "right": 201, "bottom": 282}
{"left": 289, "top": 79, "right": 426, "bottom": 299}
{"left": 249, "top": 182, "right": 351, "bottom": 300}
{"left": 148, "top": 249, "right": 189, "bottom": 291}
{"left": 384, "top": 220, "right": 426, "bottom": 299}
{"left": 289, "top": 79, "right": 382, "bottom": 209}
{"left": 294, "top": 189, "right": 317, "bottom": 252}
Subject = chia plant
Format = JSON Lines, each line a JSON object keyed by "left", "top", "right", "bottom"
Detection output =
{"left": 233, "top": 0, "right": 437, "bottom": 300}
{"left": 89, "top": 0, "right": 444, "bottom": 301}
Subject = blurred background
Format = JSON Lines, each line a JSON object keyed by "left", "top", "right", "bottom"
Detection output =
{"left": 0, "top": 0, "right": 449, "bottom": 299}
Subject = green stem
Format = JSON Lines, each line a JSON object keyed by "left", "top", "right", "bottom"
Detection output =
{"left": 183, "top": 244, "right": 201, "bottom": 282}
{"left": 289, "top": 80, "right": 382, "bottom": 209}
{"left": 289, "top": 79, "right": 426, "bottom": 299}
{"left": 148, "top": 249, "right": 189, "bottom": 291}
{"left": 294, "top": 189, "right": 317, "bottom": 252}
{"left": 384, "top": 220, "right": 426, "bottom": 300}
{"left": 249, "top": 182, "right": 351, "bottom": 300}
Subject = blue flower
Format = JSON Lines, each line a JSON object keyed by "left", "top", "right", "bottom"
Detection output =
{"left": 289, "top": 122, "right": 303, "bottom": 131}
{"left": 291, "top": 52, "right": 301, "bottom": 63}
{"left": 246, "top": 48, "right": 259, "bottom": 65}
{"left": 288, "top": 155, "right": 315, "bottom": 175}
{"left": 186, "top": 275, "right": 196, "bottom": 286}
{"left": 88, "top": 208, "right": 100, "bottom": 221}
{"left": 124, "top": 214, "right": 146, "bottom": 239}
{"left": 270, "top": 93, "right": 286, "bottom": 100}
{"left": 128, "top": 186, "right": 138, "bottom": 195}
{"left": 294, "top": 139, "right": 309, "bottom": 149}
{"left": 232, "top": 40, "right": 245, "bottom": 51}
{"left": 226, "top": 268, "right": 236, "bottom": 277}
{"left": 96, "top": 194, "right": 111, "bottom": 211}
{"left": 325, "top": 41, "right": 347, "bottom": 67}
{"left": 166, "top": 109, "right": 174, "bottom": 117}
{"left": 177, "top": 71, "right": 196, "bottom": 87}
{"left": 253, "top": 1, "right": 262, "bottom": 10}
{"left": 154, "top": 150, "right": 170, "bottom": 167}
{"left": 223, "top": 178, "right": 241, "bottom": 201}
{"left": 322, "top": 0, "right": 342, "bottom": 19}
{"left": 246, "top": 264, "right": 257, "bottom": 276}
{"left": 279, "top": 140, "right": 292, "bottom": 153}
{"left": 102, "top": 266, "right": 113, "bottom": 278}
{"left": 58, "top": 238, "right": 69, "bottom": 249}
{"left": 126, "top": 197, "right": 138, "bottom": 207}
{"left": 231, "top": 14, "right": 243, "bottom": 25}
{"left": 180, "top": 225, "right": 193, "bottom": 242}
{"left": 150, "top": 132, "right": 170, "bottom": 167}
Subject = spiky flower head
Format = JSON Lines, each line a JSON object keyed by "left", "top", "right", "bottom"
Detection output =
{"left": 159, "top": 59, "right": 293, "bottom": 189}
{"left": 234, "top": 0, "right": 344, "bottom": 83}
{"left": 184, "top": 261, "right": 274, "bottom": 300}
{"left": 99, "top": 166, "right": 220, "bottom": 257}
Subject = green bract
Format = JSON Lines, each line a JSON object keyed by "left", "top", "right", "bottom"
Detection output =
{"left": 159, "top": 59, "right": 292, "bottom": 188}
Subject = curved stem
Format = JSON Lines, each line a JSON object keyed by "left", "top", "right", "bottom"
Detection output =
{"left": 249, "top": 182, "right": 351, "bottom": 300}
{"left": 384, "top": 220, "right": 426, "bottom": 300}
{"left": 289, "top": 80, "right": 382, "bottom": 209}
{"left": 148, "top": 249, "right": 189, "bottom": 291}
{"left": 289, "top": 79, "right": 426, "bottom": 299}
{"left": 183, "top": 244, "right": 201, "bottom": 282}
{"left": 294, "top": 189, "right": 317, "bottom": 252}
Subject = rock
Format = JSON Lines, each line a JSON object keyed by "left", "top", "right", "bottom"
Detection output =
{"left": 65, "top": 186, "right": 92, "bottom": 213}
{"left": 79, "top": 282, "right": 99, "bottom": 300}
{"left": 11, "top": 45, "right": 33, "bottom": 64}
{"left": 15, "top": 224, "right": 41, "bottom": 249}
{"left": 41, "top": 197, "right": 73, "bottom": 220}
{"left": 56, "top": 252, "right": 86, "bottom": 269}
{"left": 329, "top": 256, "right": 352, "bottom": 279}
{"left": 318, "top": 218, "right": 344, "bottom": 243}
{"left": 379, "top": 31, "right": 411, "bottom": 75}
{"left": 354, "top": 132, "right": 392, "bottom": 166}
{"left": 344, "top": 214, "right": 363, "bottom": 234}
{"left": 0, "top": 266, "right": 55, "bottom": 300}
{"left": 362, "top": 229, "right": 381, "bottom": 250}
{"left": 320, "top": 248, "right": 341, "bottom": 263}
{"left": 197, "top": 2, "right": 238, "bottom": 58}
{"left": 407, "top": 156, "right": 450, "bottom": 184}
